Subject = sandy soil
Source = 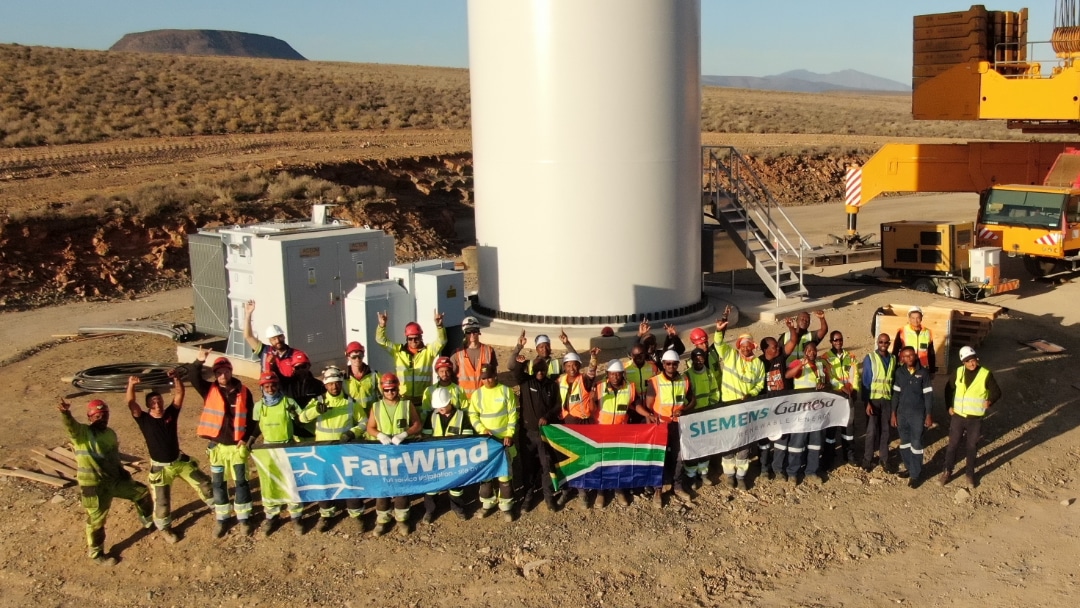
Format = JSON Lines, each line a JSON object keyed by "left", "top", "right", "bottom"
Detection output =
{"left": 1, "top": 235, "right": 1079, "bottom": 607}
{"left": 1, "top": 133, "right": 1079, "bottom": 606}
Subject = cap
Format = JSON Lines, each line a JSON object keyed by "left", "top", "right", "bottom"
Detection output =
{"left": 345, "top": 341, "right": 364, "bottom": 355}
{"left": 661, "top": 349, "right": 680, "bottom": 363}
{"left": 322, "top": 366, "right": 344, "bottom": 384}
{"left": 959, "top": 346, "right": 978, "bottom": 362}
{"left": 735, "top": 334, "right": 755, "bottom": 349}
{"left": 606, "top": 359, "right": 625, "bottom": 373}
{"left": 600, "top": 326, "right": 615, "bottom": 337}
{"left": 291, "top": 350, "right": 310, "bottom": 366}
{"left": 265, "top": 324, "right": 285, "bottom": 339}
{"left": 690, "top": 347, "right": 707, "bottom": 361}
{"left": 430, "top": 386, "right": 452, "bottom": 410}
{"left": 380, "top": 373, "right": 400, "bottom": 389}
{"left": 480, "top": 365, "right": 498, "bottom": 379}
{"left": 535, "top": 334, "right": 551, "bottom": 346}
{"left": 434, "top": 356, "right": 452, "bottom": 371}
{"left": 211, "top": 357, "right": 232, "bottom": 371}
{"left": 563, "top": 352, "right": 581, "bottom": 364}
{"left": 258, "top": 372, "right": 279, "bottom": 386}
{"left": 86, "top": 399, "right": 109, "bottom": 415}
{"left": 689, "top": 327, "right": 708, "bottom": 345}
{"left": 909, "top": 306, "right": 923, "bottom": 315}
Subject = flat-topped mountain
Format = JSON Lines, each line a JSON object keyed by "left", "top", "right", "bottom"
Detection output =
{"left": 109, "top": 29, "right": 305, "bottom": 60}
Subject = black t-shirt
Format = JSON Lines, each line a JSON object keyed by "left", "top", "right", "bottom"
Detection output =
{"left": 134, "top": 404, "right": 181, "bottom": 463}
{"left": 760, "top": 354, "right": 792, "bottom": 394}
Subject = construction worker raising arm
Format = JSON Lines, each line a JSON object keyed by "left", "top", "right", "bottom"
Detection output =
{"left": 375, "top": 310, "right": 446, "bottom": 411}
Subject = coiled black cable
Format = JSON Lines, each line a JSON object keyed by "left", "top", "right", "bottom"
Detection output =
{"left": 71, "top": 363, "right": 188, "bottom": 392}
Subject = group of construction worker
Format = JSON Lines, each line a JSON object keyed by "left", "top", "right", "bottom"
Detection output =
{"left": 59, "top": 300, "right": 1000, "bottom": 565}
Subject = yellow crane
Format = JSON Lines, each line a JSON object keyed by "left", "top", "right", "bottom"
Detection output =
{"left": 851, "top": 3, "right": 1080, "bottom": 277}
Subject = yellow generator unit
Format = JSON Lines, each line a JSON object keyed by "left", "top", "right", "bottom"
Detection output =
{"left": 880, "top": 220, "right": 1019, "bottom": 299}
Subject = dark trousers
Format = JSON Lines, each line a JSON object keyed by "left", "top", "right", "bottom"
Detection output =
{"left": 520, "top": 430, "right": 557, "bottom": 501}
{"left": 662, "top": 421, "right": 683, "bottom": 487}
{"left": 896, "top": 408, "right": 926, "bottom": 480}
{"left": 942, "top": 414, "right": 982, "bottom": 478}
{"left": 770, "top": 435, "right": 789, "bottom": 475}
{"left": 864, "top": 399, "right": 892, "bottom": 465}
{"left": 786, "top": 430, "right": 822, "bottom": 478}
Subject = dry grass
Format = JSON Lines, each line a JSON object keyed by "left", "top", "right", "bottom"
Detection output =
{"left": 1, "top": 43, "right": 1064, "bottom": 149}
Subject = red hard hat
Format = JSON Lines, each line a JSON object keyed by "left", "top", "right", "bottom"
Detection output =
{"left": 86, "top": 399, "right": 109, "bottom": 415}
{"left": 690, "top": 327, "right": 708, "bottom": 345}
{"left": 345, "top": 341, "right": 364, "bottom": 355}
{"left": 291, "top": 350, "right": 310, "bottom": 366}
{"left": 258, "top": 372, "right": 279, "bottom": 386}
{"left": 404, "top": 322, "right": 423, "bottom": 338}
{"left": 600, "top": 326, "right": 615, "bottom": 337}
{"left": 212, "top": 357, "right": 232, "bottom": 371}
{"left": 380, "top": 373, "right": 400, "bottom": 389}
{"left": 434, "top": 356, "right": 452, "bottom": 371}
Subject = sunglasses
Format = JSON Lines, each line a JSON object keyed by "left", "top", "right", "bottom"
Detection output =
{"left": 831, "top": 338, "right": 843, "bottom": 343}
{"left": 382, "top": 387, "right": 399, "bottom": 393}
{"left": 662, "top": 361, "right": 679, "bottom": 366}
{"left": 406, "top": 337, "right": 422, "bottom": 342}
{"left": 348, "top": 353, "right": 364, "bottom": 359}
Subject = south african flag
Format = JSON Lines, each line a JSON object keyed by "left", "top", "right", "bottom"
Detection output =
{"left": 540, "top": 424, "right": 667, "bottom": 490}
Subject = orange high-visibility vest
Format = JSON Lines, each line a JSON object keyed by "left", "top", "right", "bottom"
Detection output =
{"left": 197, "top": 383, "right": 249, "bottom": 443}
{"left": 452, "top": 345, "right": 494, "bottom": 397}
{"left": 648, "top": 373, "right": 691, "bottom": 422}
{"left": 559, "top": 374, "right": 594, "bottom": 421}
{"left": 594, "top": 381, "right": 637, "bottom": 425}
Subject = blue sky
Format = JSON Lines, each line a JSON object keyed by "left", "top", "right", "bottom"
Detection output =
{"left": 0, "top": 1, "right": 1054, "bottom": 85}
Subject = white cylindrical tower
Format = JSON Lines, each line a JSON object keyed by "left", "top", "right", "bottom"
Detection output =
{"left": 468, "top": 0, "right": 703, "bottom": 323}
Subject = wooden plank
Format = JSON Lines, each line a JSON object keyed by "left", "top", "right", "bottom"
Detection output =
{"left": 31, "top": 456, "right": 75, "bottom": 479}
{"left": 30, "top": 450, "right": 77, "bottom": 477}
{"left": 0, "top": 467, "right": 72, "bottom": 488}
{"left": 49, "top": 447, "right": 78, "bottom": 468}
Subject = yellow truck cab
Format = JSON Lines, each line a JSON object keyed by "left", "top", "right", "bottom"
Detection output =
{"left": 977, "top": 185, "right": 1080, "bottom": 277}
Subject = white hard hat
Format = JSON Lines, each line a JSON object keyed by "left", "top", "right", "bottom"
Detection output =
{"left": 462, "top": 316, "right": 480, "bottom": 331}
{"left": 959, "top": 346, "right": 977, "bottom": 362}
{"left": 563, "top": 352, "right": 581, "bottom": 364}
{"left": 661, "top": 349, "right": 681, "bottom": 363}
{"left": 321, "top": 366, "right": 344, "bottom": 384}
{"left": 909, "top": 306, "right": 922, "bottom": 315}
{"left": 265, "top": 324, "right": 285, "bottom": 339}
{"left": 535, "top": 334, "right": 551, "bottom": 346}
{"left": 430, "top": 386, "right": 452, "bottom": 410}
{"left": 606, "top": 359, "right": 625, "bottom": 373}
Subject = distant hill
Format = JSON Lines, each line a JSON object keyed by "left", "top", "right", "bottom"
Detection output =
{"left": 110, "top": 29, "right": 305, "bottom": 60}
{"left": 702, "top": 69, "right": 910, "bottom": 93}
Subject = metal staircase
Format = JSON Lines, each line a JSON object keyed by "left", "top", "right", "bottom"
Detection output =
{"left": 702, "top": 146, "right": 812, "bottom": 300}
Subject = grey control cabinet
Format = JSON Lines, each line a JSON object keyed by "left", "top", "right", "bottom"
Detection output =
{"left": 216, "top": 221, "right": 395, "bottom": 373}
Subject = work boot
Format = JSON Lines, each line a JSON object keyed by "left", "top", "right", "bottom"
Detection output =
{"left": 846, "top": 450, "right": 857, "bottom": 465}
{"left": 707, "top": 474, "right": 720, "bottom": 486}
{"left": 372, "top": 521, "right": 390, "bottom": 537}
{"left": 317, "top": 517, "right": 333, "bottom": 533}
{"left": 938, "top": 471, "right": 951, "bottom": 487}
{"left": 544, "top": 497, "right": 559, "bottom": 512}
{"left": 291, "top": 518, "right": 305, "bottom": 536}
{"left": 92, "top": 554, "right": 117, "bottom": 567}
{"left": 862, "top": 460, "right": 875, "bottom": 473}
{"left": 238, "top": 520, "right": 254, "bottom": 537}
{"left": 673, "top": 485, "right": 693, "bottom": 502}
{"left": 260, "top": 519, "right": 276, "bottom": 538}
{"left": 501, "top": 510, "right": 515, "bottom": 523}
{"left": 965, "top": 474, "right": 977, "bottom": 488}
{"left": 578, "top": 492, "right": 594, "bottom": 510}
{"left": 726, "top": 475, "right": 737, "bottom": 489}
{"left": 352, "top": 516, "right": 365, "bottom": 533}
{"left": 213, "top": 520, "right": 227, "bottom": 539}
{"left": 788, "top": 475, "right": 798, "bottom": 488}
{"left": 652, "top": 489, "right": 663, "bottom": 509}
{"left": 597, "top": 492, "right": 610, "bottom": 509}
{"left": 615, "top": 490, "right": 630, "bottom": 507}
{"left": 736, "top": 477, "right": 748, "bottom": 491}
{"left": 397, "top": 521, "right": 411, "bottom": 537}
{"left": 479, "top": 506, "right": 496, "bottom": 519}
{"left": 451, "top": 503, "right": 469, "bottom": 520}
{"left": 139, "top": 514, "right": 154, "bottom": 530}
{"left": 422, "top": 495, "right": 437, "bottom": 523}
{"left": 160, "top": 527, "right": 180, "bottom": 544}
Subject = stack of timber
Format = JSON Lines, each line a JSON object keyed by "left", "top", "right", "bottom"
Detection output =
{"left": 933, "top": 298, "right": 1004, "bottom": 348}
{"left": 913, "top": 5, "right": 1028, "bottom": 89}
{"left": 0, "top": 445, "right": 141, "bottom": 488}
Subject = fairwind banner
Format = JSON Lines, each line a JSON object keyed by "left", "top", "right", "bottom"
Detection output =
{"left": 541, "top": 424, "right": 666, "bottom": 490}
{"left": 678, "top": 390, "right": 850, "bottom": 460}
{"left": 250, "top": 437, "right": 509, "bottom": 501}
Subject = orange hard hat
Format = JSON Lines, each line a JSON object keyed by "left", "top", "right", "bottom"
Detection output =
{"left": 404, "top": 322, "right": 423, "bottom": 338}
{"left": 380, "top": 373, "right": 400, "bottom": 389}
